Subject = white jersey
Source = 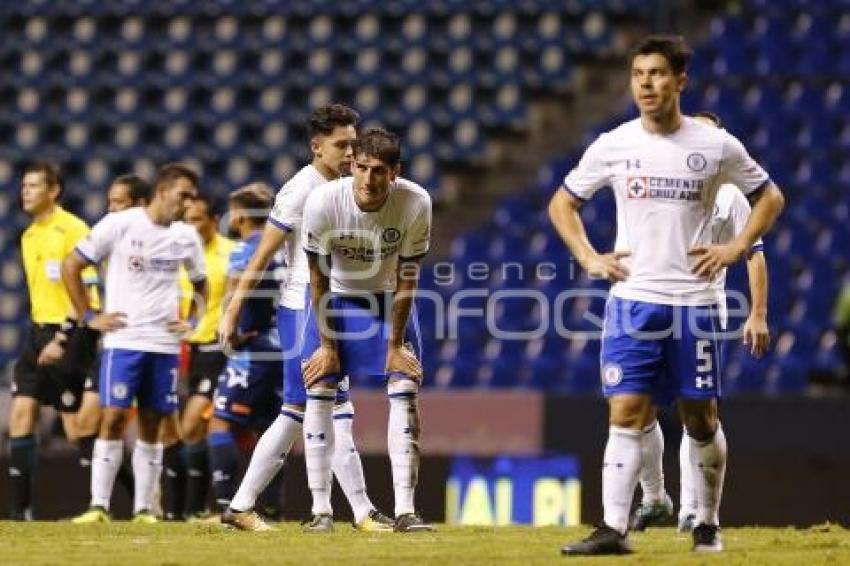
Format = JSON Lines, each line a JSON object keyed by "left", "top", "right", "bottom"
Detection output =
{"left": 76, "top": 207, "right": 206, "bottom": 354}
{"left": 710, "top": 183, "right": 764, "bottom": 327}
{"left": 564, "top": 116, "right": 770, "bottom": 306}
{"left": 302, "top": 176, "right": 431, "bottom": 294}
{"left": 268, "top": 164, "right": 330, "bottom": 310}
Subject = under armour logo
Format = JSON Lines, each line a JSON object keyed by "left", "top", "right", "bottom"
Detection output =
{"left": 625, "top": 158, "right": 641, "bottom": 170}
{"left": 306, "top": 432, "right": 326, "bottom": 441}
{"left": 695, "top": 375, "right": 714, "bottom": 389}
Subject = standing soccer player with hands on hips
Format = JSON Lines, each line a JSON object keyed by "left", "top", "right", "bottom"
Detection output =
{"left": 549, "top": 36, "right": 784, "bottom": 555}
{"left": 300, "top": 127, "right": 433, "bottom": 532}
{"left": 64, "top": 163, "right": 207, "bottom": 523}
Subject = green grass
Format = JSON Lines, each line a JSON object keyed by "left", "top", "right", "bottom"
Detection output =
{"left": 1, "top": 522, "right": 849, "bottom": 565}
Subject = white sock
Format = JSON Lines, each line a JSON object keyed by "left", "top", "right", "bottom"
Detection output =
{"left": 639, "top": 420, "right": 665, "bottom": 504}
{"left": 679, "top": 426, "right": 697, "bottom": 520}
{"left": 304, "top": 389, "right": 335, "bottom": 516}
{"left": 602, "top": 426, "right": 642, "bottom": 535}
{"left": 230, "top": 411, "right": 302, "bottom": 512}
{"left": 332, "top": 402, "right": 374, "bottom": 524}
{"left": 91, "top": 439, "right": 124, "bottom": 510}
{"left": 132, "top": 440, "right": 163, "bottom": 515}
{"left": 387, "top": 380, "right": 420, "bottom": 518}
{"left": 689, "top": 423, "right": 727, "bottom": 527}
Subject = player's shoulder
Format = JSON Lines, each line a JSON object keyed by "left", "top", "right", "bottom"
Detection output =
{"left": 280, "top": 164, "right": 327, "bottom": 193}
{"left": 307, "top": 176, "right": 350, "bottom": 204}
{"left": 393, "top": 177, "right": 432, "bottom": 206}
{"left": 588, "top": 118, "right": 642, "bottom": 152}
{"left": 54, "top": 206, "right": 89, "bottom": 230}
{"left": 100, "top": 206, "right": 143, "bottom": 228}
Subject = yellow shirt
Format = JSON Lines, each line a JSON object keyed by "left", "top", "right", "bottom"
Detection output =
{"left": 21, "top": 206, "right": 99, "bottom": 324}
{"left": 180, "top": 233, "right": 234, "bottom": 343}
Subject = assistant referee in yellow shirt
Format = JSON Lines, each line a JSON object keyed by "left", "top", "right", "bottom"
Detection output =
{"left": 8, "top": 162, "right": 100, "bottom": 520}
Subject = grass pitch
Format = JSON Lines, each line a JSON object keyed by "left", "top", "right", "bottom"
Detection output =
{"left": 1, "top": 522, "right": 848, "bottom": 565}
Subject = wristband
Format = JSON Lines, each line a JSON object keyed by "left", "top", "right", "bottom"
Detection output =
{"left": 187, "top": 316, "right": 198, "bottom": 330}
{"left": 82, "top": 309, "right": 96, "bottom": 325}
{"left": 60, "top": 317, "right": 78, "bottom": 333}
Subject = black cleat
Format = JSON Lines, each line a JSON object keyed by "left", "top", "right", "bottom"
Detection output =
{"left": 394, "top": 513, "right": 434, "bottom": 533}
{"left": 561, "top": 524, "right": 633, "bottom": 556}
{"left": 692, "top": 523, "right": 723, "bottom": 552}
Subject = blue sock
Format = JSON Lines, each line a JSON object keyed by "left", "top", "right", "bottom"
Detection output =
{"left": 9, "top": 435, "right": 37, "bottom": 519}
{"left": 208, "top": 432, "right": 239, "bottom": 511}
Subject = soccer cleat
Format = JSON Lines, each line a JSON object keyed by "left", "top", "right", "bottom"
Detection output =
{"left": 560, "top": 524, "right": 633, "bottom": 556}
{"left": 221, "top": 508, "right": 274, "bottom": 532}
{"left": 678, "top": 513, "right": 696, "bottom": 533}
{"left": 72, "top": 506, "right": 111, "bottom": 524}
{"left": 132, "top": 510, "right": 159, "bottom": 524}
{"left": 303, "top": 513, "right": 334, "bottom": 533}
{"left": 393, "top": 513, "right": 434, "bottom": 533}
{"left": 354, "top": 509, "right": 394, "bottom": 532}
{"left": 692, "top": 523, "right": 723, "bottom": 552}
{"left": 630, "top": 493, "right": 675, "bottom": 531}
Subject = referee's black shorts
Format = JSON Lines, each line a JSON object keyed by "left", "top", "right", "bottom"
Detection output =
{"left": 12, "top": 322, "right": 99, "bottom": 413}
{"left": 185, "top": 342, "right": 227, "bottom": 400}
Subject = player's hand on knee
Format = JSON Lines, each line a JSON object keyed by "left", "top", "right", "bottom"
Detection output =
{"left": 303, "top": 345, "right": 340, "bottom": 389}
{"left": 37, "top": 332, "right": 67, "bottom": 366}
{"left": 585, "top": 251, "right": 630, "bottom": 282}
{"left": 742, "top": 314, "right": 770, "bottom": 358}
{"left": 385, "top": 345, "right": 423, "bottom": 383}
{"left": 689, "top": 243, "right": 745, "bottom": 279}
{"left": 87, "top": 312, "right": 127, "bottom": 332}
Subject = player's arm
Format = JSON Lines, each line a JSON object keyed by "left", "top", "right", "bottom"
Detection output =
{"left": 302, "top": 251, "right": 340, "bottom": 388}
{"left": 219, "top": 220, "right": 287, "bottom": 347}
{"left": 692, "top": 133, "right": 785, "bottom": 278}
{"left": 61, "top": 251, "right": 126, "bottom": 332}
{"left": 172, "top": 231, "right": 208, "bottom": 338}
{"left": 386, "top": 257, "right": 424, "bottom": 381}
{"left": 548, "top": 189, "right": 629, "bottom": 282}
{"left": 742, "top": 249, "right": 769, "bottom": 358}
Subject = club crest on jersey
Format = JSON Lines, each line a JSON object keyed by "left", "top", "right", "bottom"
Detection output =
{"left": 128, "top": 255, "right": 144, "bottom": 272}
{"left": 687, "top": 152, "right": 707, "bottom": 172}
{"left": 626, "top": 177, "right": 648, "bottom": 198}
{"left": 602, "top": 363, "right": 623, "bottom": 387}
{"left": 382, "top": 227, "right": 401, "bottom": 244}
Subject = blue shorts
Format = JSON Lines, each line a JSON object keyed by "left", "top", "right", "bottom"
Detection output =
{"left": 301, "top": 293, "right": 423, "bottom": 387}
{"left": 600, "top": 297, "right": 722, "bottom": 405}
{"left": 99, "top": 348, "right": 179, "bottom": 413}
{"left": 213, "top": 335, "right": 282, "bottom": 429}
{"left": 277, "top": 305, "right": 350, "bottom": 406}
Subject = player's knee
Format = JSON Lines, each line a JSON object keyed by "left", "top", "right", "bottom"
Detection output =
{"left": 100, "top": 410, "right": 128, "bottom": 440}
{"left": 387, "top": 376, "right": 419, "bottom": 397}
{"left": 9, "top": 398, "right": 38, "bottom": 436}
{"left": 607, "top": 394, "right": 651, "bottom": 430}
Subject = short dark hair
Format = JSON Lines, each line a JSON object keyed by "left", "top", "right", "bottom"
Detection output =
{"left": 308, "top": 103, "right": 360, "bottom": 139}
{"left": 112, "top": 174, "right": 151, "bottom": 204}
{"left": 154, "top": 162, "right": 199, "bottom": 192}
{"left": 630, "top": 35, "right": 692, "bottom": 75}
{"left": 352, "top": 127, "right": 402, "bottom": 167}
{"left": 694, "top": 110, "right": 722, "bottom": 128}
{"left": 229, "top": 182, "right": 273, "bottom": 226}
{"left": 192, "top": 192, "right": 223, "bottom": 218}
{"left": 23, "top": 161, "right": 64, "bottom": 198}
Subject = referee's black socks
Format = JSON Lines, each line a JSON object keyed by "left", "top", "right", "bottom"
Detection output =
{"left": 162, "top": 441, "right": 187, "bottom": 520}
{"left": 8, "top": 435, "right": 36, "bottom": 520}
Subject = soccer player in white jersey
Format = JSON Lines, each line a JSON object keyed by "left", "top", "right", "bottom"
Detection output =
{"left": 300, "top": 127, "right": 433, "bottom": 533}
{"left": 218, "top": 105, "right": 392, "bottom": 532}
{"left": 549, "top": 36, "right": 785, "bottom": 555}
{"left": 63, "top": 163, "right": 207, "bottom": 523}
{"left": 631, "top": 111, "right": 772, "bottom": 533}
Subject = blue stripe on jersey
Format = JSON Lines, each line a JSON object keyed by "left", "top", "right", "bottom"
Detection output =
{"left": 561, "top": 183, "right": 588, "bottom": 203}
{"left": 75, "top": 246, "right": 96, "bottom": 265}
{"left": 268, "top": 217, "right": 293, "bottom": 232}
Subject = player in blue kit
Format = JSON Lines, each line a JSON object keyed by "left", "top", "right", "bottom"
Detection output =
{"left": 206, "top": 183, "right": 284, "bottom": 516}
{"left": 300, "top": 127, "right": 433, "bottom": 533}
{"left": 64, "top": 163, "right": 206, "bottom": 523}
{"left": 549, "top": 36, "right": 785, "bottom": 554}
